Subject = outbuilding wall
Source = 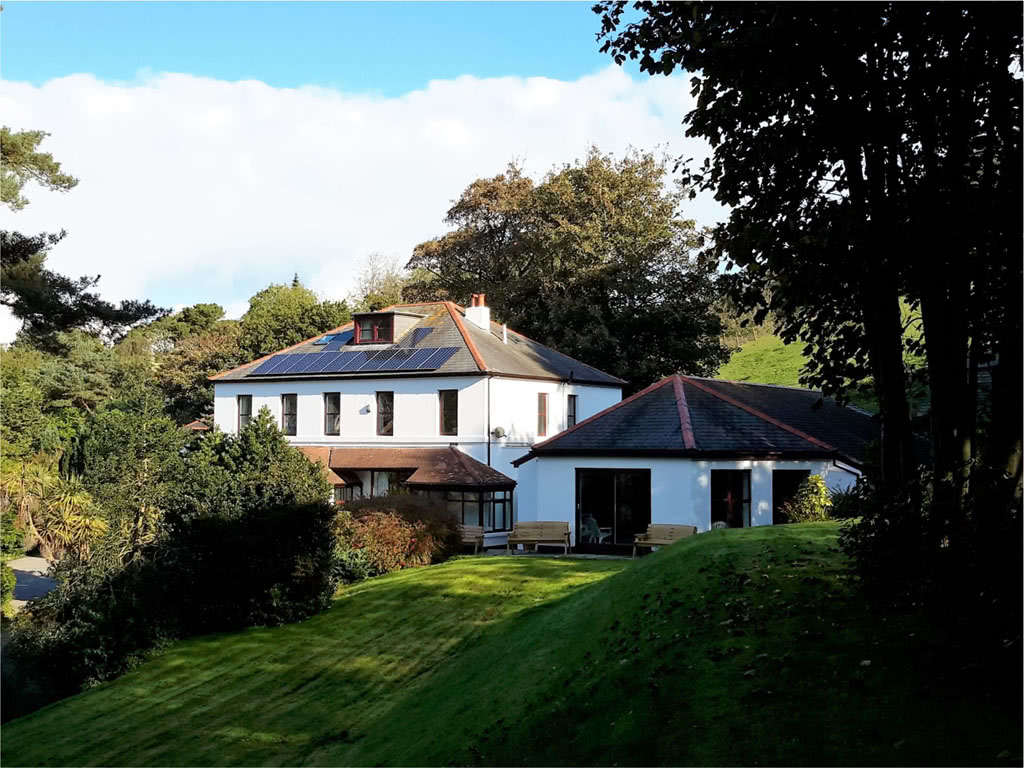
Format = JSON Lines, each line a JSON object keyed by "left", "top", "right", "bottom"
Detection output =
{"left": 515, "top": 456, "right": 860, "bottom": 545}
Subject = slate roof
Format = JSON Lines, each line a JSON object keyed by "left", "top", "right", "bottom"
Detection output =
{"left": 512, "top": 375, "right": 880, "bottom": 469}
{"left": 210, "top": 302, "right": 624, "bottom": 386}
{"left": 306, "top": 446, "right": 516, "bottom": 488}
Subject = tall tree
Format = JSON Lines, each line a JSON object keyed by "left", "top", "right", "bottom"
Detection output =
{"left": 1, "top": 126, "right": 78, "bottom": 211}
{"left": 595, "top": 3, "right": 1022, "bottom": 502}
{"left": 405, "top": 148, "right": 728, "bottom": 389}
{"left": 0, "top": 231, "right": 164, "bottom": 345}
{"left": 237, "top": 280, "right": 350, "bottom": 360}
{"left": 349, "top": 252, "right": 412, "bottom": 312}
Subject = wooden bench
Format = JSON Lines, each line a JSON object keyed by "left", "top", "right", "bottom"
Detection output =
{"left": 458, "top": 524, "right": 485, "bottom": 555}
{"left": 506, "top": 521, "right": 570, "bottom": 555}
{"left": 632, "top": 524, "right": 697, "bottom": 557}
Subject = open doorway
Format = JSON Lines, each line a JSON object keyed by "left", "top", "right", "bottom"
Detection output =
{"left": 711, "top": 470, "right": 751, "bottom": 528}
{"left": 771, "top": 469, "right": 811, "bottom": 524}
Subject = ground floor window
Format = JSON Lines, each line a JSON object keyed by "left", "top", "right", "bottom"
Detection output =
{"left": 369, "top": 470, "right": 412, "bottom": 497}
{"left": 333, "top": 485, "right": 359, "bottom": 504}
{"left": 413, "top": 487, "right": 513, "bottom": 532}
{"left": 711, "top": 469, "right": 751, "bottom": 528}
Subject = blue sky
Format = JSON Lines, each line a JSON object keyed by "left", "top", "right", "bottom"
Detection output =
{"left": 2, "top": 2, "right": 630, "bottom": 92}
{"left": 0, "top": 3, "right": 721, "bottom": 341}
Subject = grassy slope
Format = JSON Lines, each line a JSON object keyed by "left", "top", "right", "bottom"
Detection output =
{"left": 4, "top": 526, "right": 1019, "bottom": 766}
{"left": 718, "top": 335, "right": 884, "bottom": 412}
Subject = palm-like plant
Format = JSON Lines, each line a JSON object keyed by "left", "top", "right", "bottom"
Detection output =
{"left": 0, "top": 459, "right": 54, "bottom": 553}
{"left": 37, "top": 474, "right": 107, "bottom": 561}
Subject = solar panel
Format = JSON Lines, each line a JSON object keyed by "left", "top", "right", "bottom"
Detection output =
{"left": 395, "top": 347, "right": 439, "bottom": 370}
{"left": 249, "top": 346, "right": 461, "bottom": 377}
{"left": 291, "top": 353, "right": 328, "bottom": 374}
{"left": 357, "top": 349, "right": 400, "bottom": 371}
{"left": 417, "top": 347, "right": 458, "bottom": 369}
{"left": 250, "top": 354, "right": 287, "bottom": 375}
{"left": 312, "top": 334, "right": 337, "bottom": 346}
{"left": 324, "top": 330, "right": 354, "bottom": 351}
{"left": 308, "top": 351, "right": 342, "bottom": 373}
{"left": 375, "top": 349, "right": 419, "bottom": 370}
{"left": 410, "top": 327, "right": 434, "bottom": 346}
{"left": 329, "top": 351, "right": 369, "bottom": 373}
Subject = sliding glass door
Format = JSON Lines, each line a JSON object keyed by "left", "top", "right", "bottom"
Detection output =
{"left": 575, "top": 469, "right": 651, "bottom": 551}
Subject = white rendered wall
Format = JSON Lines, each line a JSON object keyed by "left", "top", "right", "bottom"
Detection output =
{"left": 516, "top": 456, "right": 860, "bottom": 545}
{"left": 213, "top": 376, "right": 487, "bottom": 446}
{"left": 213, "top": 375, "right": 621, "bottom": 532}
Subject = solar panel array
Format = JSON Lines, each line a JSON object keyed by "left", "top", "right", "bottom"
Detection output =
{"left": 323, "top": 330, "right": 355, "bottom": 350}
{"left": 249, "top": 346, "right": 459, "bottom": 376}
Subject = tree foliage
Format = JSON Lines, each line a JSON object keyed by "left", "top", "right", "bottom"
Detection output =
{"left": 1, "top": 126, "right": 79, "bottom": 211}
{"left": 405, "top": 148, "right": 728, "bottom": 388}
{"left": 595, "top": 2, "right": 1022, "bottom": 501}
{"left": 349, "top": 252, "right": 413, "bottom": 313}
{"left": 237, "top": 280, "right": 351, "bottom": 360}
{"left": 0, "top": 230, "right": 165, "bottom": 346}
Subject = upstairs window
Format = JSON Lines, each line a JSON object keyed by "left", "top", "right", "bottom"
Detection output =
{"left": 237, "top": 395, "right": 252, "bottom": 431}
{"left": 439, "top": 389, "right": 458, "bottom": 436}
{"left": 567, "top": 394, "right": 578, "bottom": 428}
{"left": 377, "top": 391, "right": 394, "bottom": 436}
{"left": 281, "top": 394, "right": 297, "bottom": 436}
{"left": 537, "top": 392, "right": 548, "bottom": 437}
{"left": 357, "top": 315, "right": 393, "bottom": 344}
{"left": 324, "top": 392, "right": 340, "bottom": 435}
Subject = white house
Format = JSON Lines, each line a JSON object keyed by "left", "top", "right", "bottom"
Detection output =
{"left": 211, "top": 296, "right": 624, "bottom": 544}
{"left": 211, "top": 297, "right": 879, "bottom": 551}
{"left": 511, "top": 375, "right": 875, "bottom": 551}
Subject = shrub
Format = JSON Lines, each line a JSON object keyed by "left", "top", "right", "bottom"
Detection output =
{"left": 779, "top": 474, "right": 833, "bottom": 522}
{"left": 336, "top": 494, "right": 460, "bottom": 580}
{"left": 10, "top": 501, "right": 340, "bottom": 695}
{"left": 828, "top": 482, "right": 876, "bottom": 520}
{"left": 1, "top": 562, "right": 16, "bottom": 618}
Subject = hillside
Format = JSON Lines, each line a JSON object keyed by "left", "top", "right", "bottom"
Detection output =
{"left": 3, "top": 525, "right": 1019, "bottom": 766}
{"left": 718, "top": 335, "right": 886, "bottom": 412}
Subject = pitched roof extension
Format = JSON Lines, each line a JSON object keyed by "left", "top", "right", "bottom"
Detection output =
{"left": 210, "top": 301, "right": 624, "bottom": 386}
{"left": 512, "top": 375, "right": 880, "bottom": 468}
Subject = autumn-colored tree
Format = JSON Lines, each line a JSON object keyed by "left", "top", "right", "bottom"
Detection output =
{"left": 405, "top": 148, "right": 728, "bottom": 389}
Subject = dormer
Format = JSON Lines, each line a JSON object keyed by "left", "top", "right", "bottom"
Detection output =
{"left": 353, "top": 310, "right": 426, "bottom": 345}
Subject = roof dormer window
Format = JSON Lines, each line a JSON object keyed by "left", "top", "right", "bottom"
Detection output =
{"left": 355, "top": 314, "right": 393, "bottom": 344}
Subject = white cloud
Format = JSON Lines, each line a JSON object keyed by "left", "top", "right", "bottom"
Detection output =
{"left": 0, "top": 67, "right": 726, "bottom": 343}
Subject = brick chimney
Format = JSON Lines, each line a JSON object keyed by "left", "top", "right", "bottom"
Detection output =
{"left": 465, "top": 293, "right": 491, "bottom": 332}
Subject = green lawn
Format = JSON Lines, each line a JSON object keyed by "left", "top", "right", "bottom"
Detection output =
{"left": 3, "top": 525, "right": 1019, "bottom": 766}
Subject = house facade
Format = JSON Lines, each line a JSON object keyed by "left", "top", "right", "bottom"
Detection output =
{"left": 512, "top": 375, "right": 875, "bottom": 550}
{"left": 211, "top": 296, "right": 624, "bottom": 543}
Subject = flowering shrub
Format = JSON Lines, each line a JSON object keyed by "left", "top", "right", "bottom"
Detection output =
{"left": 780, "top": 474, "right": 833, "bottom": 522}
{"left": 333, "top": 495, "right": 460, "bottom": 582}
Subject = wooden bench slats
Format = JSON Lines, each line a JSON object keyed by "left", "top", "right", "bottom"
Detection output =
{"left": 458, "top": 524, "right": 485, "bottom": 555}
{"left": 632, "top": 523, "right": 697, "bottom": 557}
{"left": 506, "top": 521, "right": 570, "bottom": 555}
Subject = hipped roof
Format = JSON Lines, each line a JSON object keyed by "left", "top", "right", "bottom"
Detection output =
{"left": 513, "top": 375, "right": 880, "bottom": 468}
{"left": 210, "top": 302, "right": 624, "bottom": 386}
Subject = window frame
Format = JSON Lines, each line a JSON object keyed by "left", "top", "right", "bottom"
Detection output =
{"left": 567, "top": 394, "right": 578, "bottom": 428}
{"left": 537, "top": 392, "right": 548, "bottom": 437}
{"left": 333, "top": 485, "right": 357, "bottom": 504}
{"left": 376, "top": 391, "right": 394, "bottom": 436}
{"left": 439, "top": 389, "right": 458, "bottom": 436}
{"left": 280, "top": 393, "right": 298, "bottom": 436}
{"left": 237, "top": 394, "right": 252, "bottom": 432}
{"left": 356, "top": 315, "right": 393, "bottom": 344}
{"left": 324, "top": 392, "right": 341, "bottom": 436}
{"left": 442, "top": 488, "right": 513, "bottom": 533}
